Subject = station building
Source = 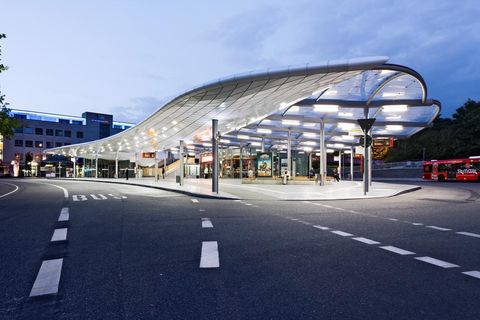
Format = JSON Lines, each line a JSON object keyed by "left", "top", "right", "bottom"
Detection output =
{"left": 0, "top": 110, "right": 134, "bottom": 176}
{"left": 44, "top": 56, "right": 440, "bottom": 192}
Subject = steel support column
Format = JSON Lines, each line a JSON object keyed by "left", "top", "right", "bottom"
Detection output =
{"left": 287, "top": 130, "right": 292, "bottom": 177}
{"left": 338, "top": 150, "right": 342, "bottom": 180}
{"left": 115, "top": 152, "right": 119, "bottom": 179}
{"left": 350, "top": 146, "right": 354, "bottom": 181}
{"left": 369, "top": 137, "right": 373, "bottom": 187}
{"left": 363, "top": 112, "right": 369, "bottom": 195}
{"left": 239, "top": 145, "right": 243, "bottom": 180}
{"left": 319, "top": 121, "right": 326, "bottom": 186}
{"left": 95, "top": 154, "right": 98, "bottom": 179}
{"left": 212, "top": 119, "right": 219, "bottom": 193}
{"left": 154, "top": 151, "right": 158, "bottom": 182}
{"left": 179, "top": 141, "right": 185, "bottom": 186}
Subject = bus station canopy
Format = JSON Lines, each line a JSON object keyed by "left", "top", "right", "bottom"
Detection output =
{"left": 45, "top": 56, "right": 440, "bottom": 160}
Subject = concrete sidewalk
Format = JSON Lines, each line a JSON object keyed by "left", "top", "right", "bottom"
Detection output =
{"left": 58, "top": 176, "right": 421, "bottom": 201}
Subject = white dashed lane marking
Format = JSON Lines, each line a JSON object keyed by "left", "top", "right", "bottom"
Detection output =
{"left": 201, "top": 218, "right": 213, "bottom": 228}
{"left": 411, "top": 223, "right": 424, "bottom": 226}
{"left": 415, "top": 256, "right": 459, "bottom": 268}
{"left": 51, "top": 228, "right": 68, "bottom": 242}
{"left": 352, "top": 237, "right": 380, "bottom": 245}
{"left": 199, "top": 209, "right": 206, "bottom": 212}
{"left": 380, "top": 246, "right": 415, "bottom": 255}
{"left": 29, "top": 259, "right": 63, "bottom": 297}
{"left": 200, "top": 241, "right": 219, "bottom": 268}
{"left": 463, "top": 271, "right": 480, "bottom": 279}
{"left": 313, "top": 225, "right": 330, "bottom": 230}
{"left": 426, "top": 226, "right": 452, "bottom": 231}
{"left": 191, "top": 199, "right": 199, "bottom": 203}
{"left": 330, "top": 230, "right": 353, "bottom": 237}
{"left": 286, "top": 214, "right": 480, "bottom": 279}
{"left": 457, "top": 231, "right": 480, "bottom": 238}
{"left": 58, "top": 208, "right": 69, "bottom": 222}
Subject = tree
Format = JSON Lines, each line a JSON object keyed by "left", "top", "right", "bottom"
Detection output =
{"left": 451, "top": 99, "right": 480, "bottom": 157}
{"left": 0, "top": 33, "right": 20, "bottom": 139}
{"left": 384, "top": 99, "right": 480, "bottom": 161}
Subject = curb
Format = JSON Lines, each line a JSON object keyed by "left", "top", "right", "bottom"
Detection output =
{"left": 54, "top": 178, "right": 421, "bottom": 201}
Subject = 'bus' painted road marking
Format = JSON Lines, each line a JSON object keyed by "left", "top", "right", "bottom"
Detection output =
{"left": 462, "top": 271, "right": 480, "bottom": 279}
{"left": 90, "top": 194, "right": 107, "bottom": 200}
{"left": 191, "top": 199, "right": 199, "bottom": 203}
{"left": 426, "top": 226, "right": 452, "bottom": 231}
{"left": 51, "top": 228, "right": 68, "bottom": 242}
{"left": 313, "top": 225, "right": 330, "bottom": 230}
{"left": 414, "top": 256, "right": 459, "bottom": 268}
{"left": 380, "top": 246, "right": 415, "bottom": 255}
{"left": 331, "top": 230, "right": 354, "bottom": 237}
{"left": 29, "top": 259, "right": 63, "bottom": 297}
{"left": 200, "top": 241, "right": 219, "bottom": 268}
{"left": 201, "top": 218, "right": 214, "bottom": 228}
{"left": 73, "top": 195, "right": 87, "bottom": 201}
{"left": 456, "top": 231, "right": 480, "bottom": 238}
{"left": 58, "top": 208, "right": 69, "bottom": 222}
{"left": 352, "top": 237, "right": 380, "bottom": 245}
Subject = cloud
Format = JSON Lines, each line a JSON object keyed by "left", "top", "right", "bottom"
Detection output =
{"left": 109, "top": 96, "right": 168, "bottom": 124}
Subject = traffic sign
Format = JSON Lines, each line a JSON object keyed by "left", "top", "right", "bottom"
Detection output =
{"left": 359, "top": 135, "right": 373, "bottom": 147}
{"left": 357, "top": 118, "right": 376, "bottom": 133}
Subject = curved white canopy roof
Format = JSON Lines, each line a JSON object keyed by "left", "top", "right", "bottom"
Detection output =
{"left": 45, "top": 56, "right": 440, "bottom": 160}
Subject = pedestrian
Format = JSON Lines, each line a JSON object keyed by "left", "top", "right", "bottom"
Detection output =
{"left": 126, "top": 168, "right": 129, "bottom": 180}
{"left": 333, "top": 168, "right": 340, "bottom": 182}
{"left": 161, "top": 167, "right": 165, "bottom": 179}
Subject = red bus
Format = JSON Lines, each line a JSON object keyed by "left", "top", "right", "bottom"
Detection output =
{"left": 423, "top": 156, "right": 480, "bottom": 181}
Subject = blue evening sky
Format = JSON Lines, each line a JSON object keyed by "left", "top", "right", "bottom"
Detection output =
{"left": 2, "top": 0, "right": 479, "bottom": 123}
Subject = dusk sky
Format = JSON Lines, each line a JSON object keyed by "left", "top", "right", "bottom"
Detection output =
{"left": 2, "top": 0, "right": 479, "bottom": 123}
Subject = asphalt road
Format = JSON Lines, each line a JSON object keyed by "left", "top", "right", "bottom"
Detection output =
{"left": 0, "top": 179, "right": 479, "bottom": 319}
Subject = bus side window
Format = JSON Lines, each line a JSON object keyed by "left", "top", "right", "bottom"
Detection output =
{"left": 424, "top": 165, "right": 432, "bottom": 172}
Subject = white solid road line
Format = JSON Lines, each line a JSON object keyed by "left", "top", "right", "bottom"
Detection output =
{"left": 51, "top": 228, "right": 68, "bottom": 242}
{"left": 58, "top": 208, "right": 69, "bottom": 222}
{"left": 380, "top": 246, "right": 415, "bottom": 255}
{"left": 414, "top": 256, "right": 460, "bottom": 268}
{"left": 331, "top": 230, "right": 354, "bottom": 237}
{"left": 201, "top": 218, "right": 214, "bottom": 228}
{"left": 352, "top": 237, "right": 381, "bottom": 245}
{"left": 0, "top": 182, "right": 20, "bottom": 199}
{"left": 462, "top": 271, "right": 480, "bottom": 279}
{"left": 191, "top": 199, "right": 199, "bottom": 203}
{"left": 29, "top": 259, "right": 63, "bottom": 297}
{"left": 426, "top": 226, "right": 452, "bottom": 231}
{"left": 200, "top": 241, "right": 219, "bottom": 268}
{"left": 456, "top": 231, "right": 480, "bottom": 238}
{"left": 313, "top": 225, "right": 330, "bottom": 230}
{"left": 39, "top": 183, "right": 69, "bottom": 198}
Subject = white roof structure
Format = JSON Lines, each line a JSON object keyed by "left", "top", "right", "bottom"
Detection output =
{"left": 45, "top": 56, "right": 440, "bottom": 160}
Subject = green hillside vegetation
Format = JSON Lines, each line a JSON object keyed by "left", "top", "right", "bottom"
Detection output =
{"left": 385, "top": 99, "right": 480, "bottom": 162}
